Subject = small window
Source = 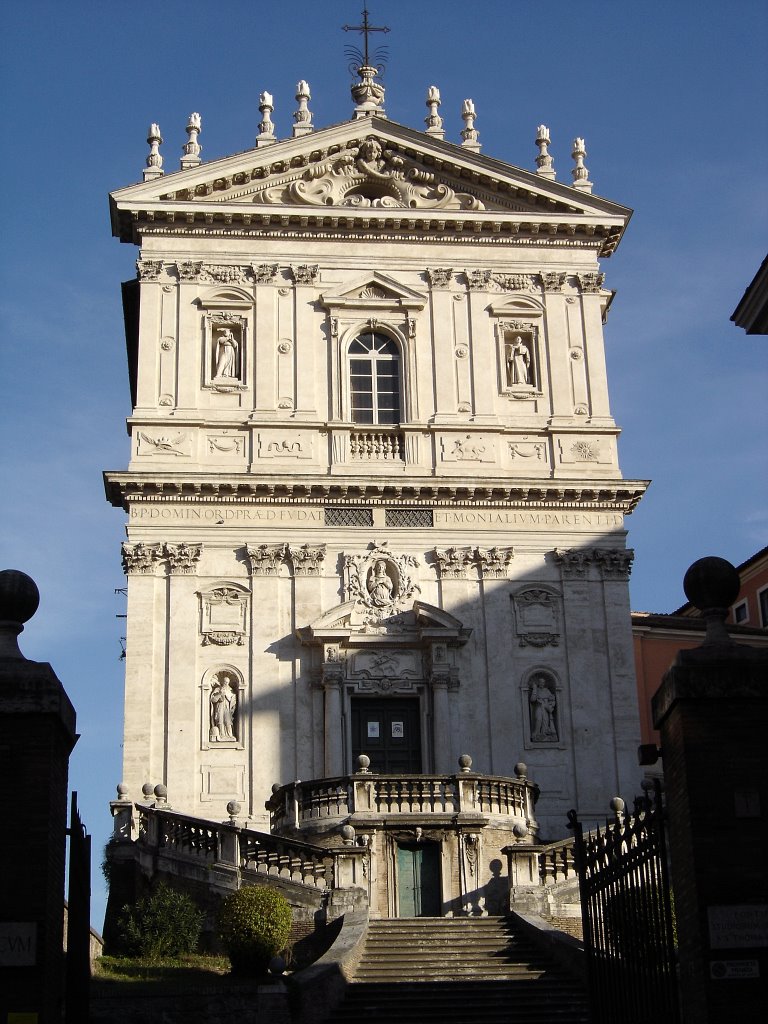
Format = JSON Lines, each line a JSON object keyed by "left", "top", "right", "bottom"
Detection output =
{"left": 758, "top": 587, "right": 768, "bottom": 629}
{"left": 733, "top": 600, "right": 748, "bottom": 625}
{"left": 349, "top": 332, "right": 401, "bottom": 425}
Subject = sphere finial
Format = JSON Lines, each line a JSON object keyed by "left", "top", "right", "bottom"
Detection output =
{"left": 0, "top": 570, "right": 40, "bottom": 660}
{"left": 683, "top": 556, "right": 740, "bottom": 646}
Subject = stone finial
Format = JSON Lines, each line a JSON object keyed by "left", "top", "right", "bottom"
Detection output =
{"left": 535, "top": 124, "right": 556, "bottom": 179}
{"left": 683, "top": 556, "right": 741, "bottom": 646}
{"left": 425, "top": 85, "right": 444, "bottom": 139}
{"left": 458, "top": 753, "right": 473, "bottom": 773}
{"left": 0, "top": 569, "right": 40, "bottom": 660}
{"left": 141, "top": 782, "right": 154, "bottom": 800}
{"left": 116, "top": 783, "right": 129, "bottom": 799}
{"left": 460, "top": 99, "right": 481, "bottom": 151}
{"left": 571, "top": 137, "right": 593, "bottom": 192}
{"left": 340, "top": 824, "right": 356, "bottom": 846}
{"left": 356, "top": 754, "right": 371, "bottom": 773}
{"left": 180, "top": 112, "right": 202, "bottom": 169}
{"left": 609, "top": 796, "right": 625, "bottom": 823}
{"left": 293, "top": 80, "right": 313, "bottom": 137}
{"left": 153, "top": 783, "right": 168, "bottom": 806}
{"left": 226, "top": 799, "right": 241, "bottom": 824}
{"left": 352, "top": 65, "right": 386, "bottom": 119}
{"left": 513, "top": 762, "right": 528, "bottom": 779}
{"left": 143, "top": 123, "right": 164, "bottom": 181}
{"left": 255, "top": 91, "right": 276, "bottom": 147}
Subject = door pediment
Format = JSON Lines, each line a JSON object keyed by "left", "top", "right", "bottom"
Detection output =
{"left": 297, "top": 599, "right": 470, "bottom": 646}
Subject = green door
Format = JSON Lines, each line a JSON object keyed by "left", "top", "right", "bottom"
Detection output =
{"left": 397, "top": 842, "right": 442, "bottom": 917}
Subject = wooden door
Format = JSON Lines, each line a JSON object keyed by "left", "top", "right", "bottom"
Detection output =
{"left": 397, "top": 842, "right": 442, "bottom": 917}
{"left": 351, "top": 697, "right": 421, "bottom": 773}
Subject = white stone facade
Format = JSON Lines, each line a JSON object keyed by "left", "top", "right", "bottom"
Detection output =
{"left": 108, "top": 106, "right": 647, "bottom": 842}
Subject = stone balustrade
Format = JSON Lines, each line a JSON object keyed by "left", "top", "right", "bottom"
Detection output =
{"left": 122, "top": 802, "right": 366, "bottom": 895}
{"left": 349, "top": 428, "right": 404, "bottom": 461}
{"left": 266, "top": 761, "right": 538, "bottom": 836}
{"left": 537, "top": 836, "right": 578, "bottom": 886}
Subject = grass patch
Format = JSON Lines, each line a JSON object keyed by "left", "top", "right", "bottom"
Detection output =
{"left": 94, "top": 953, "right": 231, "bottom": 985}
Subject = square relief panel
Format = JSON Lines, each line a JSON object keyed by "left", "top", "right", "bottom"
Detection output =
{"left": 257, "top": 430, "right": 315, "bottom": 461}
{"left": 200, "top": 764, "right": 246, "bottom": 802}
{"left": 556, "top": 436, "right": 614, "bottom": 466}
{"left": 439, "top": 434, "right": 496, "bottom": 464}
{"left": 506, "top": 436, "right": 550, "bottom": 470}
{"left": 206, "top": 432, "right": 247, "bottom": 461}
{"left": 135, "top": 429, "right": 193, "bottom": 459}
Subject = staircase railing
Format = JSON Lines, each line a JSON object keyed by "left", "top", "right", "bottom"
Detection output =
{"left": 115, "top": 801, "right": 367, "bottom": 897}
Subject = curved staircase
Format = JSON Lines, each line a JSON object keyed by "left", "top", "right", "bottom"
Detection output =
{"left": 323, "top": 917, "right": 589, "bottom": 1024}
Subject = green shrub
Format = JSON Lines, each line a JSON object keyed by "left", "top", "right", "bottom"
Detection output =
{"left": 118, "top": 883, "right": 203, "bottom": 959}
{"left": 217, "top": 886, "right": 292, "bottom": 976}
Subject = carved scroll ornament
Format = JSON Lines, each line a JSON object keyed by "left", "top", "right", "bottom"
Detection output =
{"left": 251, "top": 137, "right": 484, "bottom": 211}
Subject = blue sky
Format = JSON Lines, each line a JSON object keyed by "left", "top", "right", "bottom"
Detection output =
{"left": 1, "top": 1, "right": 766, "bottom": 929}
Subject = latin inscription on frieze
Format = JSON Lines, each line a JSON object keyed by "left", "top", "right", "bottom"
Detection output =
{"left": 128, "top": 503, "right": 623, "bottom": 531}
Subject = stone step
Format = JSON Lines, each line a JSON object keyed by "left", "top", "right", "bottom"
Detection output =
{"left": 324, "top": 982, "right": 589, "bottom": 1024}
{"left": 324, "top": 917, "right": 589, "bottom": 1024}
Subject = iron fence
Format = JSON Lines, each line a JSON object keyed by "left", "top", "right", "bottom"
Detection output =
{"left": 568, "top": 782, "right": 679, "bottom": 1024}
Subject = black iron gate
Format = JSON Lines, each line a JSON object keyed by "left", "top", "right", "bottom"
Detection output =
{"left": 567, "top": 782, "right": 679, "bottom": 1024}
{"left": 65, "top": 791, "right": 91, "bottom": 1024}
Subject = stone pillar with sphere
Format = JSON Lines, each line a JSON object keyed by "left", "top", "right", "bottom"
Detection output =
{"left": 0, "top": 570, "right": 78, "bottom": 1024}
{"left": 652, "top": 557, "right": 768, "bottom": 1024}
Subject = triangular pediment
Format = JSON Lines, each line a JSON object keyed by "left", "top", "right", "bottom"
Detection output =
{"left": 320, "top": 271, "right": 426, "bottom": 311}
{"left": 111, "top": 117, "right": 631, "bottom": 255}
{"left": 297, "top": 598, "right": 470, "bottom": 647}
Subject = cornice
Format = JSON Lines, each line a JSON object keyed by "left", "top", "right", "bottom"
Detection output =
{"left": 103, "top": 470, "right": 648, "bottom": 513}
{"left": 115, "top": 206, "right": 622, "bottom": 257}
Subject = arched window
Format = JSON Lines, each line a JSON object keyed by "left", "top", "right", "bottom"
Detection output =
{"left": 348, "top": 332, "right": 401, "bottom": 425}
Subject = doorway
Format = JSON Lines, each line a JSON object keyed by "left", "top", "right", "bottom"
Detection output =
{"left": 351, "top": 697, "right": 421, "bottom": 773}
{"left": 397, "top": 841, "right": 442, "bottom": 917}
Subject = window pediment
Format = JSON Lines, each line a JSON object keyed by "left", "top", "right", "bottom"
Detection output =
{"left": 320, "top": 272, "right": 426, "bottom": 312}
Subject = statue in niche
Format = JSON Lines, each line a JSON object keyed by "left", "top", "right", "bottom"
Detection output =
{"left": 367, "top": 559, "right": 395, "bottom": 607}
{"left": 210, "top": 673, "right": 237, "bottom": 741}
{"left": 214, "top": 328, "right": 239, "bottom": 379}
{"left": 529, "top": 674, "right": 558, "bottom": 742}
{"left": 506, "top": 335, "right": 531, "bottom": 386}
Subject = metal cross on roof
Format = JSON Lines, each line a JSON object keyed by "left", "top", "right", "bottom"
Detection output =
{"left": 342, "top": 5, "right": 390, "bottom": 68}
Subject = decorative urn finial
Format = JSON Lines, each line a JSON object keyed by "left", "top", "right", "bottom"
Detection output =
{"left": 571, "top": 137, "right": 593, "bottom": 192}
{"left": 425, "top": 85, "right": 444, "bottom": 139}
{"left": 256, "top": 91, "right": 276, "bottom": 147}
{"left": 460, "top": 99, "right": 480, "bottom": 152}
{"left": 180, "top": 112, "right": 202, "bottom": 169}
{"left": 535, "top": 124, "right": 556, "bottom": 179}
{"left": 293, "top": 80, "right": 313, "bottom": 137}
{"left": 143, "top": 123, "right": 164, "bottom": 181}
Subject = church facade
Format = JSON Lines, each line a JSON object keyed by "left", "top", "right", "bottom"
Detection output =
{"left": 106, "top": 68, "right": 646, "bottom": 894}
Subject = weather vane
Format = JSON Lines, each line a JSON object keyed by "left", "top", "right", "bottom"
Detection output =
{"left": 342, "top": 5, "right": 390, "bottom": 76}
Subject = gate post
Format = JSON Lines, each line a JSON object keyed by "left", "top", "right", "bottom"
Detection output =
{"left": 653, "top": 557, "right": 768, "bottom": 1023}
{"left": 0, "top": 570, "right": 78, "bottom": 1024}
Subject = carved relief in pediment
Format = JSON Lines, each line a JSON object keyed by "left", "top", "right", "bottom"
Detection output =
{"left": 249, "top": 137, "right": 485, "bottom": 211}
